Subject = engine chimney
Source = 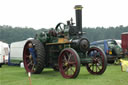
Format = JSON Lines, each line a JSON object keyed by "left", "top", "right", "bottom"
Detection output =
{"left": 74, "top": 5, "right": 83, "bottom": 35}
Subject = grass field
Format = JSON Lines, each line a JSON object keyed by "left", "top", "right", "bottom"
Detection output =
{"left": 0, "top": 65, "right": 128, "bottom": 85}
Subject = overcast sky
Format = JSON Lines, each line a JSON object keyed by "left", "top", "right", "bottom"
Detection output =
{"left": 0, "top": 0, "right": 128, "bottom": 29}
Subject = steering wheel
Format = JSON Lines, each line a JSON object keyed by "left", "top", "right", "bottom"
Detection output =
{"left": 55, "top": 23, "right": 66, "bottom": 34}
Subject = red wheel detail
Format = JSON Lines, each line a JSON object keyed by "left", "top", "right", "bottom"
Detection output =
{"left": 23, "top": 41, "right": 36, "bottom": 73}
{"left": 58, "top": 48, "right": 80, "bottom": 78}
{"left": 86, "top": 47, "right": 107, "bottom": 75}
{"left": 23, "top": 40, "right": 45, "bottom": 74}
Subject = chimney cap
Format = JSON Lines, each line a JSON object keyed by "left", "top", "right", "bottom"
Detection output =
{"left": 74, "top": 5, "right": 83, "bottom": 10}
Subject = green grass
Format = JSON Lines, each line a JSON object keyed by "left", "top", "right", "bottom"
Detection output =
{"left": 0, "top": 65, "right": 128, "bottom": 85}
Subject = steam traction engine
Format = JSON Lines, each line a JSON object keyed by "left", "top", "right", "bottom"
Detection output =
{"left": 23, "top": 5, "right": 107, "bottom": 78}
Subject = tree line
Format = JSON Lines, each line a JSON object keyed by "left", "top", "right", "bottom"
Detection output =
{"left": 0, "top": 25, "right": 128, "bottom": 44}
{"left": 83, "top": 25, "right": 128, "bottom": 42}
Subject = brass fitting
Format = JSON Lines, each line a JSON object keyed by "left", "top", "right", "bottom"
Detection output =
{"left": 74, "top": 5, "right": 83, "bottom": 10}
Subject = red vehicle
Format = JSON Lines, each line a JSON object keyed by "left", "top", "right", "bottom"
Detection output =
{"left": 121, "top": 32, "right": 128, "bottom": 56}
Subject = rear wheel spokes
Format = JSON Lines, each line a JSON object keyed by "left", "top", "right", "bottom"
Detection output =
{"left": 24, "top": 42, "right": 36, "bottom": 72}
{"left": 86, "top": 48, "right": 106, "bottom": 74}
{"left": 63, "top": 52, "right": 76, "bottom": 73}
{"left": 93, "top": 60, "right": 103, "bottom": 72}
{"left": 65, "top": 66, "right": 76, "bottom": 75}
{"left": 64, "top": 66, "right": 69, "bottom": 72}
{"left": 96, "top": 64, "right": 101, "bottom": 72}
{"left": 69, "top": 66, "right": 76, "bottom": 75}
{"left": 27, "top": 61, "right": 32, "bottom": 66}
{"left": 70, "top": 67, "right": 75, "bottom": 73}
{"left": 91, "top": 63, "right": 95, "bottom": 72}
{"left": 59, "top": 48, "right": 80, "bottom": 78}
{"left": 32, "top": 64, "right": 36, "bottom": 71}
{"left": 63, "top": 55, "right": 68, "bottom": 62}
{"left": 89, "top": 63, "right": 96, "bottom": 72}
{"left": 27, "top": 58, "right": 34, "bottom": 69}
{"left": 68, "top": 61, "right": 76, "bottom": 65}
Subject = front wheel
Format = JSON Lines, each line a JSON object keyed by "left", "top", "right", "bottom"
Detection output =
{"left": 86, "top": 47, "right": 107, "bottom": 75}
{"left": 58, "top": 48, "right": 80, "bottom": 78}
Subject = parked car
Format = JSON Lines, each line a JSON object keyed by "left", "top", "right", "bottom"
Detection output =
{"left": 91, "top": 39, "right": 123, "bottom": 63}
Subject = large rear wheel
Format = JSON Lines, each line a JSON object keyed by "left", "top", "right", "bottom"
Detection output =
{"left": 58, "top": 48, "right": 80, "bottom": 78}
{"left": 86, "top": 47, "right": 107, "bottom": 75}
{"left": 23, "top": 40, "right": 45, "bottom": 74}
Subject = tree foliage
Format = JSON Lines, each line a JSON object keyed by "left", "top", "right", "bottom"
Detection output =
{"left": 0, "top": 25, "right": 128, "bottom": 44}
{"left": 83, "top": 25, "right": 128, "bottom": 42}
{"left": 0, "top": 25, "right": 37, "bottom": 44}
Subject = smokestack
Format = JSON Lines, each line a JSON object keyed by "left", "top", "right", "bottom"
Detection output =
{"left": 74, "top": 5, "right": 83, "bottom": 35}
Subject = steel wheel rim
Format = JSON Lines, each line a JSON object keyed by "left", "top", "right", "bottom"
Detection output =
{"left": 59, "top": 49, "right": 79, "bottom": 78}
{"left": 23, "top": 41, "right": 36, "bottom": 73}
{"left": 87, "top": 48, "right": 105, "bottom": 74}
